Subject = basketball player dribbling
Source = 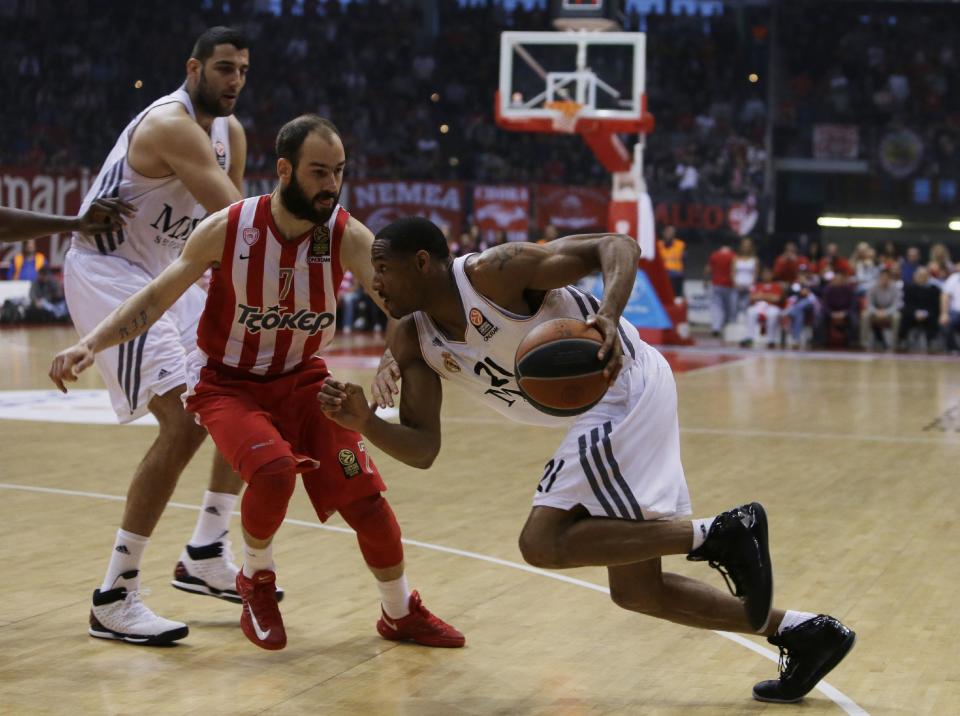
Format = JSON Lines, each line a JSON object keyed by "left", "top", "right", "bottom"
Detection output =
{"left": 59, "top": 27, "right": 253, "bottom": 645}
{"left": 316, "top": 217, "right": 857, "bottom": 704}
{"left": 50, "top": 115, "right": 464, "bottom": 652}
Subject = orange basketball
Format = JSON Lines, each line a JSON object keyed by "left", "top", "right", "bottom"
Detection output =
{"left": 514, "top": 318, "right": 610, "bottom": 417}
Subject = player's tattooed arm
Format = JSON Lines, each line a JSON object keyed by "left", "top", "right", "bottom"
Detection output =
{"left": 118, "top": 309, "right": 149, "bottom": 340}
{"left": 491, "top": 242, "right": 524, "bottom": 270}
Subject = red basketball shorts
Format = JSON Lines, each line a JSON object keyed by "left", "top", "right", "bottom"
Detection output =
{"left": 185, "top": 357, "right": 386, "bottom": 519}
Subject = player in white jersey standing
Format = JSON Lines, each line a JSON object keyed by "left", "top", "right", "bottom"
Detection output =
{"left": 60, "top": 27, "right": 252, "bottom": 645}
{"left": 316, "top": 217, "right": 857, "bottom": 705}
{"left": 49, "top": 115, "right": 463, "bottom": 652}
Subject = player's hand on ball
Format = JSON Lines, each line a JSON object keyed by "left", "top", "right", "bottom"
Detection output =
{"left": 49, "top": 343, "right": 95, "bottom": 393}
{"left": 75, "top": 198, "right": 136, "bottom": 236}
{"left": 371, "top": 349, "right": 401, "bottom": 408}
{"left": 318, "top": 378, "right": 373, "bottom": 431}
{"left": 585, "top": 313, "right": 623, "bottom": 384}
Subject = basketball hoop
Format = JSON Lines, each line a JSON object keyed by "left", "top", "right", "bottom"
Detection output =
{"left": 546, "top": 100, "right": 584, "bottom": 134}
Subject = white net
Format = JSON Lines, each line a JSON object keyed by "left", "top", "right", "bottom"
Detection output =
{"left": 546, "top": 101, "right": 583, "bottom": 134}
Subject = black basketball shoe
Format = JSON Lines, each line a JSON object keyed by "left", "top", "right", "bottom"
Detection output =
{"left": 753, "top": 615, "right": 856, "bottom": 703}
{"left": 687, "top": 502, "right": 773, "bottom": 631}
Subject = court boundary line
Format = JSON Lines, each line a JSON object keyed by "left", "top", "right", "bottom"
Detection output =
{"left": 0, "top": 481, "right": 867, "bottom": 716}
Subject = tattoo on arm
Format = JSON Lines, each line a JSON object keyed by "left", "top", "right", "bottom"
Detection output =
{"left": 118, "top": 310, "right": 148, "bottom": 340}
{"left": 493, "top": 243, "right": 524, "bottom": 271}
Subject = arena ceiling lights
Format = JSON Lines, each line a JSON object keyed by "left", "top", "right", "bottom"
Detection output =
{"left": 816, "top": 216, "right": 903, "bottom": 229}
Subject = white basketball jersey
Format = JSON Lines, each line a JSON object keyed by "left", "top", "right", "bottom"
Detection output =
{"left": 413, "top": 254, "right": 645, "bottom": 428}
{"left": 71, "top": 86, "right": 232, "bottom": 277}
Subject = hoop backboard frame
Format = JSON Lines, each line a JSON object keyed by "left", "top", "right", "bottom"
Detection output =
{"left": 497, "top": 31, "right": 647, "bottom": 128}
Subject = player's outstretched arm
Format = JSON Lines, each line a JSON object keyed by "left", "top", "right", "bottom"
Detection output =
{"left": 0, "top": 198, "right": 135, "bottom": 243}
{"left": 318, "top": 317, "right": 443, "bottom": 469}
{"left": 48, "top": 210, "right": 228, "bottom": 392}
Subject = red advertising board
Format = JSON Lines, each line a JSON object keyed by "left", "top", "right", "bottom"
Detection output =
{"left": 345, "top": 180, "right": 465, "bottom": 237}
{"left": 472, "top": 185, "right": 529, "bottom": 242}
{"left": 0, "top": 167, "right": 95, "bottom": 267}
{"left": 534, "top": 184, "right": 609, "bottom": 233}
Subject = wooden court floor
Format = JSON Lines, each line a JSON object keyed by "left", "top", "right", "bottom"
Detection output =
{"left": 1, "top": 325, "right": 958, "bottom": 715}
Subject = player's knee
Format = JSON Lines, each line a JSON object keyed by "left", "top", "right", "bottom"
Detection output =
{"left": 253, "top": 456, "right": 297, "bottom": 477}
{"left": 153, "top": 400, "right": 206, "bottom": 448}
{"left": 241, "top": 461, "right": 297, "bottom": 540}
{"left": 339, "top": 494, "right": 403, "bottom": 569}
{"left": 518, "top": 528, "right": 568, "bottom": 569}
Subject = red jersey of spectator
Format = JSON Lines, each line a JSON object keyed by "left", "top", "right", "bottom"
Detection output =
{"left": 817, "top": 255, "right": 853, "bottom": 277}
{"left": 750, "top": 281, "right": 785, "bottom": 307}
{"left": 707, "top": 246, "right": 735, "bottom": 287}
{"left": 773, "top": 254, "right": 809, "bottom": 283}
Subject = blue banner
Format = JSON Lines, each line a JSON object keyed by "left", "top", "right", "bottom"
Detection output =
{"left": 579, "top": 270, "right": 673, "bottom": 330}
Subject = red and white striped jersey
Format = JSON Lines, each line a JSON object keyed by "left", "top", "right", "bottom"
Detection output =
{"left": 196, "top": 194, "right": 348, "bottom": 376}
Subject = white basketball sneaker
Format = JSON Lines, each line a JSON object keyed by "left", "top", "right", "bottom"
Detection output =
{"left": 172, "top": 537, "right": 284, "bottom": 604}
{"left": 89, "top": 570, "right": 188, "bottom": 645}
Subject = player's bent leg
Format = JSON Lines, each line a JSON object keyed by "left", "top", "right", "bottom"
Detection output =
{"left": 520, "top": 503, "right": 772, "bottom": 631}
{"left": 518, "top": 505, "right": 691, "bottom": 570}
{"left": 171, "top": 452, "right": 247, "bottom": 604}
{"left": 607, "top": 559, "right": 773, "bottom": 633}
{"left": 338, "top": 494, "right": 465, "bottom": 648}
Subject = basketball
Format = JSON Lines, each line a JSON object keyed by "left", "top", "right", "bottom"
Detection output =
{"left": 514, "top": 318, "right": 610, "bottom": 417}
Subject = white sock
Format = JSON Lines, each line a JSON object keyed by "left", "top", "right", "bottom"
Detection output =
{"left": 777, "top": 610, "right": 817, "bottom": 634}
{"left": 242, "top": 543, "right": 275, "bottom": 578}
{"left": 690, "top": 517, "right": 717, "bottom": 551}
{"left": 189, "top": 490, "right": 237, "bottom": 546}
{"left": 377, "top": 575, "right": 412, "bottom": 619}
{"left": 101, "top": 529, "right": 148, "bottom": 592}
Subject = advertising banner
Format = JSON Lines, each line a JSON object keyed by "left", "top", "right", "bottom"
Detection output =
{"left": 472, "top": 184, "right": 529, "bottom": 242}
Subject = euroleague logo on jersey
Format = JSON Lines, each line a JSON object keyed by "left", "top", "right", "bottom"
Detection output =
{"left": 308, "top": 225, "right": 332, "bottom": 264}
{"left": 236, "top": 303, "right": 334, "bottom": 335}
{"left": 468, "top": 308, "right": 498, "bottom": 341}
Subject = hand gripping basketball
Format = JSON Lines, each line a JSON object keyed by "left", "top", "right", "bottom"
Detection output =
{"left": 514, "top": 318, "right": 614, "bottom": 417}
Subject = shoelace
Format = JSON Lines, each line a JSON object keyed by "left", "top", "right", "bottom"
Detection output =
{"left": 122, "top": 588, "right": 160, "bottom": 621}
{"left": 776, "top": 645, "right": 800, "bottom": 681}
{"left": 707, "top": 559, "right": 743, "bottom": 598}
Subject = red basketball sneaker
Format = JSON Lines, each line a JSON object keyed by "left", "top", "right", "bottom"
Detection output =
{"left": 376, "top": 590, "right": 465, "bottom": 648}
{"left": 236, "top": 570, "right": 286, "bottom": 650}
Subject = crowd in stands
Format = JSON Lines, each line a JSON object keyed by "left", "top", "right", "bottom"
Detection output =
{"left": 700, "top": 231, "right": 960, "bottom": 354}
{"left": 775, "top": 2, "right": 960, "bottom": 175}
{"left": 0, "top": 240, "right": 69, "bottom": 324}
{"left": 0, "top": 0, "right": 768, "bottom": 195}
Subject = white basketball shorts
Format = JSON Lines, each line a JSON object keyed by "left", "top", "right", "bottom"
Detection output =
{"left": 63, "top": 247, "right": 206, "bottom": 423}
{"left": 532, "top": 342, "right": 692, "bottom": 521}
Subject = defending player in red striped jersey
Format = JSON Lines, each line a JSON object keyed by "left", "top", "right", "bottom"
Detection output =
{"left": 49, "top": 114, "right": 464, "bottom": 652}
